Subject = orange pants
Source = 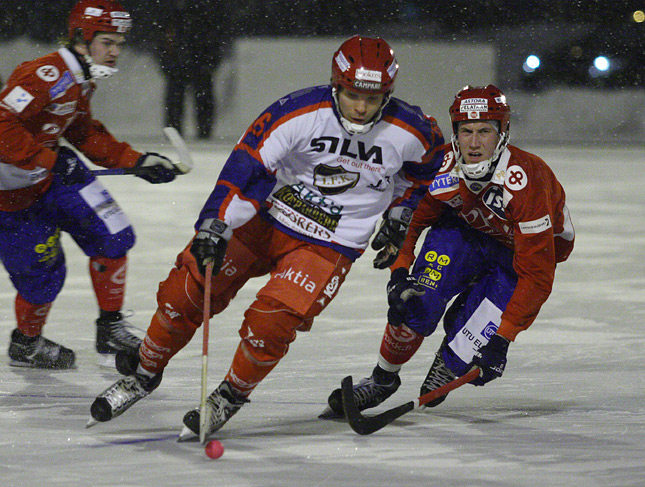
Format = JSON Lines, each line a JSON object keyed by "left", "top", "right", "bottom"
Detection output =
{"left": 140, "top": 215, "right": 353, "bottom": 396}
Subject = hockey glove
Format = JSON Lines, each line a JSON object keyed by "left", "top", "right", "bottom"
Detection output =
{"left": 372, "top": 206, "right": 413, "bottom": 269}
{"left": 386, "top": 267, "right": 425, "bottom": 326}
{"left": 52, "top": 147, "right": 87, "bottom": 185}
{"left": 190, "top": 218, "right": 232, "bottom": 276}
{"left": 471, "top": 334, "right": 510, "bottom": 386}
{"left": 134, "top": 152, "right": 177, "bottom": 184}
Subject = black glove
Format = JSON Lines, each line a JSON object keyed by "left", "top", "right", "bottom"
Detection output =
{"left": 52, "top": 147, "right": 87, "bottom": 185}
{"left": 134, "top": 152, "right": 177, "bottom": 184}
{"left": 190, "top": 218, "right": 231, "bottom": 276}
{"left": 386, "top": 268, "right": 425, "bottom": 326}
{"left": 372, "top": 206, "right": 413, "bottom": 269}
{"left": 471, "top": 334, "right": 510, "bottom": 386}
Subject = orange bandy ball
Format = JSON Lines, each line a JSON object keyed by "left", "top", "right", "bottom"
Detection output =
{"left": 205, "top": 440, "right": 224, "bottom": 459}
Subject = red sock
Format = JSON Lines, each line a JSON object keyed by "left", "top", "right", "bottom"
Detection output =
{"left": 89, "top": 256, "right": 127, "bottom": 312}
{"left": 15, "top": 294, "right": 52, "bottom": 337}
{"left": 378, "top": 323, "right": 425, "bottom": 370}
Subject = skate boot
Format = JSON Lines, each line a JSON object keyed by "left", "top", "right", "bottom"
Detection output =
{"left": 180, "top": 381, "right": 249, "bottom": 440}
{"left": 96, "top": 311, "right": 142, "bottom": 365}
{"left": 323, "top": 366, "right": 401, "bottom": 418}
{"left": 8, "top": 329, "right": 75, "bottom": 369}
{"left": 420, "top": 342, "right": 457, "bottom": 408}
{"left": 88, "top": 369, "right": 162, "bottom": 426}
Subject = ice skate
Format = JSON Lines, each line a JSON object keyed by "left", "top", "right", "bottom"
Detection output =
{"left": 87, "top": 370, "right": 162, "bottom": 427}
{"left": 420, "top": 343, "right": 457, "bottom": 408}
{"left": 320, "top": 366, "right": 400, "bottom": 419}
{"left": 95, "top": 311, "right": 143, "bottom": 366}
{"left": 8, "top": 329, "right": 75, "bottom": 369}
{"left": 178, "top": 381, "right": 248, "bottom": 441}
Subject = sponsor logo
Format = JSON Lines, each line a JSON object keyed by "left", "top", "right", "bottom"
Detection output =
{"left": 272, "top": 185, "right": 341, "bottom": 231}
{"left": 355, "top": 67, "right": 382, "bottom": 82}
{"left": 84, "top": 7, "right": 103, "bottom": 16}
{"left": 505, "top": 165, "right": 528, "bottom": 190}
{"left": 323, "top": 275, "right": 340, "bottom": 299}
{"left": 310, "top": 136, "right": 383, "bottom": 165}
{"left": 273, "top": 266, "right": 317, "bottom": 293}
{"left": 387, "top": 58, "right": 398, "bottom": 78}
{"left": 519, "top": 214, "right": 552, "bottom": 234}
{"left": 34, "top": 227, "right": 61, "bottom": 264}
{"left": 431, "top": 173, "right": 459, "bottom": 191}
{"left": 313, "top": 164, "right": 359, "bottom": 196}
{"left": 335, "top": 51, "right": 350, "bottom": 72}
{"left": 45, "top": 100, "right": 77, "bottom": 116}
{"left": 353, "top": 80, "right": 381, "bottom": 91}
{"left": 36, "top": 65, "right": 60, "bottom": 82}
{"left": 42, "top": 123, "right": 60, "bottom": 134}
{"left": 482, "top": 185, "right": 506, "bottom": 220}
{"left": 2, "top": 86, "right": 34, "bottom": 113}
{"left": 49, "top": 71, "right": 75, "bottom": 100}
{"left": 481, "top": 321, "right": 498, "bottom": 340}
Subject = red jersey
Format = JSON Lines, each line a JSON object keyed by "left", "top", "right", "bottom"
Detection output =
{"left": 395, "top": 144, "right": 575, "bottom": 340}
{"left": 0, "top": 47, "right": 141, "bottom": 211}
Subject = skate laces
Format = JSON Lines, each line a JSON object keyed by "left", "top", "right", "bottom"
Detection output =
{"left": 107, "top": 310, "right": 144, "bottom": 347}
{"left": 423, "top": 353, "right": 456, "bottom": 391}
{"left": 353, "top": 375, "right": 398, "bottom": 408}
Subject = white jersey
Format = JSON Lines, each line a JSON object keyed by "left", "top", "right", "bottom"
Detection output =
{"left": 197, "top": 85, "right": 444, "bottom": 258}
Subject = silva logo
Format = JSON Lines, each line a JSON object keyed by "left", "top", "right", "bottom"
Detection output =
{"left": 273, "top": 267, "right": 317, "bottom": 293}
{"left": 310, "top": 136, "right": 383, "bottom": 165}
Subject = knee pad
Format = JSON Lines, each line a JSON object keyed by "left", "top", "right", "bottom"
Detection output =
{"left": 238, "top": 295, "right": 305, "bottom": 365}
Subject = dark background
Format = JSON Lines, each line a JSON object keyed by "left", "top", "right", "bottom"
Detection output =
{"left": 1, "top": 0, "right": 643, "bottom": 90}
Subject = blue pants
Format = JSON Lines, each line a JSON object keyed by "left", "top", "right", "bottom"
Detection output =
{"left": 0, "top": 168, "right": 135, "bottom": 304}
{"left": 405, "top": 214, "right": 517, "bottom": 375}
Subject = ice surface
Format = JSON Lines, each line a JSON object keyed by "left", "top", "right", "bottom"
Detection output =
{"left": 1, "top": 144, "right": 643, "bottom": 487}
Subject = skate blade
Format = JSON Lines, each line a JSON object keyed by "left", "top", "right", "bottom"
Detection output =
{"left": 177, "top": 425, "right": 198, "bottom": 442}
{"left": 86, "top": 417, "right": 99, "bottom": 429}
{"left": 97, "top": 354, "right": 116, "bottom": 368}
{"left": 318, "top": 406, "right": 344, "bottom": 420}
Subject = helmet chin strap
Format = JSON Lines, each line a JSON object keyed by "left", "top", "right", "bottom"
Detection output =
{"left": 332, "top": 87, "right": 389, "bottom": 135}
{"left": 84, "top": 54, "right": 119, "bottom": 79}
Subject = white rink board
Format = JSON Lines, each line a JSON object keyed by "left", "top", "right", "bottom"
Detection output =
{"left": 1, "top": 143, "right": 644, "bottom": 487}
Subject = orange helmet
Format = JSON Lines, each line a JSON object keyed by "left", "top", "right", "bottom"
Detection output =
{"left": 331, "top": 35, "right": 398, "bottom": 95}
{"left": 68, "top": 0, "right": 132, "bottom": 42}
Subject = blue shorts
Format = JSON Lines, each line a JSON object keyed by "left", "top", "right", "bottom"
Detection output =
{"left": 0, "top": 168, "right": 135, "bottom": 304}
{"left": 404, "top": 213, "right": 517, "bottom": 375}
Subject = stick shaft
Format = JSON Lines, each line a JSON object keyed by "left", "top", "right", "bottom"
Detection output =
{"left": 199, "top": 261, "right": 214, "bottom": 444}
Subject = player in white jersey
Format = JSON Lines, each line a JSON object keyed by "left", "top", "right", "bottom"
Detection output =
{"left": 88, "top": 35, "right": 445, "bottom": 437}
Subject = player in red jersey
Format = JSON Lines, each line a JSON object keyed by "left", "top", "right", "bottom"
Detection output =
{"left": 0, "top": 0, "right": 179, "bottom": 369}
{"left": 324, "top": 85, "right": 575, "bottom": 416}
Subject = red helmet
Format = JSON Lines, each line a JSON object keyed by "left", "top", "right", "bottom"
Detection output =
{"left": 449, "top": 84, "right": 510, "bottom": 134}
{"left": 68, "top": 0, "right": 132, "bottom": 42}
{"left": 331, "top": 35, "right": 398, "bottom": 95}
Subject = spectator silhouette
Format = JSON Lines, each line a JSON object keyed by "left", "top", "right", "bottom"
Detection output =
{"left": 156, "top": 0, "right": 232, "bottom": 139}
